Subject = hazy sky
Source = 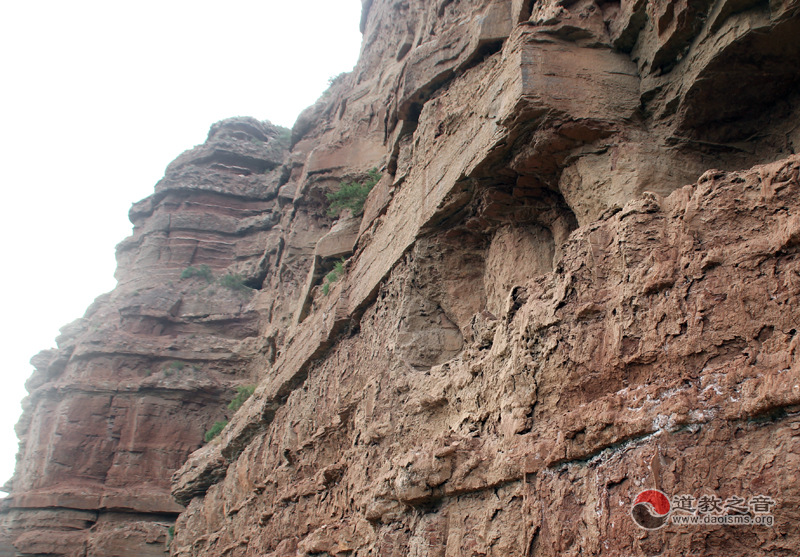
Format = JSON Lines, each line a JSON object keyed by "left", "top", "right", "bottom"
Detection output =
{"left": 0, "top": 0, "right": 363, "bottom": 494}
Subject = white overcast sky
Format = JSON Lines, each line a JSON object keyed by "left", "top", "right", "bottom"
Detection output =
{"left": 0, "top": 0, "right": 363, "bottom": 494}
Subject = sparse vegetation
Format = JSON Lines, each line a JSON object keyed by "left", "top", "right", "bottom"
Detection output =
{"left": 322, "top": 258, "right": 346, "bottom": 296}
{"left": 181, "top": 265, "right": 213, "bottom": 282}
{"left": 205, "top": 420, "right": 228, "bottom": 442}
{"left": 201, "top": 386, "right": 257, "bottom": 446}
{"left": 178, "top": 266, "right": 253, "bottom": 297}
{"left": 320, "top": 72, "right": 349, "bottom": 99}
{"left": 167, "top": 525, "right": 175, "bottom": 548}
{"left": 163, "top": 361, "right": 184, "bottom": 377}
{"left": 219, "top": 273, "right": 252, "bottom": 292}
{"left": 276, "top": 126, "right": 292, "bottom": 144}
{"left": 328, "top": 72, "right": 348, "bottom": 88}
{"left": 327, "top": 168, "right": 381, "bottom": 217}
{"left": 228, "top": 385, "right": 256, "bottom": 412}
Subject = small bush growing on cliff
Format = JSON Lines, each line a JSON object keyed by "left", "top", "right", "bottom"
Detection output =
{"left": 163, "top": 361, "right": 184, "bottom": 376}
{"left": 228, "top": 385, "right": 256, "bottom": 412}
{"left": 205, "top": 420, "right": 228, "bottom": 442}
{"left": 326, "top": 168, "right": 381, "bottom": 218}
{"left": 219, "top": 273, "right": 252, "bottom": 292}
{"left": 320, "top": 72, "right": 349, "bottom": 99}
{"left": 322, "top": 258, "right": 346, "bottom": 296}
{"left": 181, "top": 265, "right": 213, "bottom": 282}
{"left": 276, "top": 126, "right": 292, "bottom": 145}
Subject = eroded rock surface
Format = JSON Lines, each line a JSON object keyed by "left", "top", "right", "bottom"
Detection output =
{"left": 0, "top": 118, "right": 292, "bottom": 555}
{"left": 170, "top": 154, "right": 800, "bottom": 556}
{"left": 4, "top": 0, "right": 800, "bottom": 555}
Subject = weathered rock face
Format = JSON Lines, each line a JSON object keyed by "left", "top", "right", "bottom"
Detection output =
{"left": 169, "top": 156, "right": 800, "bottom": 556}
{"left": 0, "top": 118, "right": 292, "bottom": 555}
{"left": 4, "top": 0, "right": 800, "bottom": 555}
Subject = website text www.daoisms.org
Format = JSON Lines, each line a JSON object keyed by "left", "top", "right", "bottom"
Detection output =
{"left": 630, "top": 490, "right": 776, "bottom": 530}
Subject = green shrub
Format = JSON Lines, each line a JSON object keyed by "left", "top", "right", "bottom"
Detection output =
{"left": 162, "top": 361, "right": 184, "bottom": 377}
{"left": 228, "top": 385, "right": 256, "bottom": 412}
{"left": 205, "top": 420, "right": 228, "bottom": 442}
{"left": 168, "top": 525, "right": 175, "bottom": 543}
{"left": 181, "top": 265, "right": 213, "bottom": 282}
{"left": 320, "top": 72, "right": 348, "bottom": 100}
{"left": 219, "top": 273, "right": 252, "bottom": 292}
{"left": 322, "top": 258, "right": 346, "bottom": 296}
{"left": 328, "top": 72, "right": 347, "bottom": 88}
{"left": 327, "top": 168, "right": 381, "bottom": 217}
{"left": 276, "top": 127, "right": 292, "bottom": 144}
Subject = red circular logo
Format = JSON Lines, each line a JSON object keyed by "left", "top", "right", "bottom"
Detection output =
{"left": 631, "top": 490, "right": 671, "bottom": 530}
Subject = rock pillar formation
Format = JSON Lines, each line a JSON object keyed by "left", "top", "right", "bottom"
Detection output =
{"left": 0, "top": 118, "right": 291, "bottom": 554}
{"left": 3, "top": 1, "right": 800, "bottom": 556}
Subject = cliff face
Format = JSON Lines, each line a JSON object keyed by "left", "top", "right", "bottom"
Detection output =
{"left": 3, "top": 0, "right": 800, "bottom": 555}
{"left": 0, "top": 118, "right": 291, "bottom": 555}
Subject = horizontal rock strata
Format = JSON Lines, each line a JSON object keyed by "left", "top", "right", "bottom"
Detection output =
{"left": 0, "top": 118, "right": 291, "bottom": 555}
{"left": 3, "top": 0, "right": 800, "bottom": 555}
{"left": 171, "top": 152, "right": 800, "bottom": 555}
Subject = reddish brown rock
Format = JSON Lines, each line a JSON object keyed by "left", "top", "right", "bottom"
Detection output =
{"left": 171, "top": 153, "right": 800, "bottom": 557}
{"left": 5, "top": 1, "right": 800, "bottom": 556}
{"left": 0, "top": 117, "right": 291, "bottom": 554}
{"left": 165, "top": 0, "right": 800, "bottom": 554}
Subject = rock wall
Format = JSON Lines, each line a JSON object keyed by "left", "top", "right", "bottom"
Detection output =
{"left": 176, "top": 157, "right": 800, "bottom": 557}
{"left": 3, "top": 0, "right": 800, "bottom": 555}
{"left": 0, "top": 118, "right": 293, "bottom": 555}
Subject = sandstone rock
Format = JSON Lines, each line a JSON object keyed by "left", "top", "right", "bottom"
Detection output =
{"left": 0, "top": 117, "right": 291, "bottom": 554}
{"left": 5, "top": 1, "right": 800, "bottom": 556}
{"left": 170, "top": 155, "right": 800, "bottom": 557}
